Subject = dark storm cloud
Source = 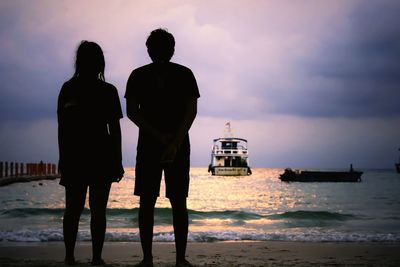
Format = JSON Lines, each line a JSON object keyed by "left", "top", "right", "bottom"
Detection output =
{"left": 1, "top": 0, "right": 399, "bottom": 124}
{"left": 0, "top": 61, "right": 66, "bottom": 122}
{"left": 0, "top": 53, "right": 67, "bottom": 122}
{"left": 0, "top": 3, "right": 70, "bottom": 122}
{"left": 269, "top": 0, "right": 400, "bottom": 118}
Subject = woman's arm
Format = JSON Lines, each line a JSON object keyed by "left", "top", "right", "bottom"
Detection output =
{"left": 108, "top": 120, "right": 122, "bottom": 161}
{"left": 57, "top": 87, "right": 67, "bottom": 172}
{"left": 108, "top": 119, "right": 124, "bottom": 179}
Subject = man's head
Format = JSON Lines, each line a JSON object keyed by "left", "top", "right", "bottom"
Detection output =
{"left": 146, "top": 28, "right": 175, "bottom": 63}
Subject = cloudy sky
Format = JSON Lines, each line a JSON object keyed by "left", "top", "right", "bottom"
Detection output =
{"left": 1, "top": 0, "right": 399, "bottom": 169}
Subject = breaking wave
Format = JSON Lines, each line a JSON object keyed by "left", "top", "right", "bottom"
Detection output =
{"left": 1, "top": 229, "right": 399, "bottom": 243}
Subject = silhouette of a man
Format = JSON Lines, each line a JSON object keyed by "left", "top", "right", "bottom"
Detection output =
{"left": 125, "top": 29, "right": 199, "bottom": 267}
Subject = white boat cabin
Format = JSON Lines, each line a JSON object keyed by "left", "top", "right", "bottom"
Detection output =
{"left": 208, "top": 137, "right": 251, "bottom": 176}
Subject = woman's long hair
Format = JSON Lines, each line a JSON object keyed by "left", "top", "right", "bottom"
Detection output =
{"left": 73, "top": 41, "right": 105, "bottom": 81}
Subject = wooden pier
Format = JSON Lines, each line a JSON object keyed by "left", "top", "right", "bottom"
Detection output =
{"left": 0, "top": 161, "right": 60, "bottom": 186}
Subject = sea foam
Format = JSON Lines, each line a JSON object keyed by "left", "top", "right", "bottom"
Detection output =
{"left": 1, "top": 229, "right": 400, "bottom": 243}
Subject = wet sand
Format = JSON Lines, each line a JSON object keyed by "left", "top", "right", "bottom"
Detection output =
{"left": 1, "top": 241, "right": 400, "bottom": 266}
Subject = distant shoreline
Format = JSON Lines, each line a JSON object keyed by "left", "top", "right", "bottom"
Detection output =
{"left": 0, "top": 175, "right": 60, "bottom": 187}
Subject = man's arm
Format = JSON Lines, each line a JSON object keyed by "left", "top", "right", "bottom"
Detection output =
{"left": 126, "top": 97, "right": 170, "bottom": 145}
{"left": 173, "top": 97, "right": 198, "bottom": 148}
{"left": 161, "top": 97, "right": 197, "bottom": 162}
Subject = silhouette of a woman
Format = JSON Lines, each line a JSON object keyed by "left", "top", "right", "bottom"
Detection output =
{"left": 57, "top": 41, "right": 124, "bottom": 265}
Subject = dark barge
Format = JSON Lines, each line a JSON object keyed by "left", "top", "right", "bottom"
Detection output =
{"left": 280, "top": 165, "right": 362, "bottom": 182}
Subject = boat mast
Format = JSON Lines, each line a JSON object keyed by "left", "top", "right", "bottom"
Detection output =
{"left": 223, "top": 122, "right": 234, "bottom": 138}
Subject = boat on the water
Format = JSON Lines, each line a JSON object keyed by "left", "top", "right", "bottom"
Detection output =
{"left": 395, "top": 148, "right": 400, "bottom": 174}
{"left": 208, "top": 123, "right": 252, "bottom": 176}
{"left": 279, "top": 165, "right": 362, "bottom": 182}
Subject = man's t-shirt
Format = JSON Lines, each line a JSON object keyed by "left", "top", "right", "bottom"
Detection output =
{"left": 57, "top": 77, "right": 123, "bottom": 182}
{"left": 125, "top": 62, "right": 200, "bottom": 152}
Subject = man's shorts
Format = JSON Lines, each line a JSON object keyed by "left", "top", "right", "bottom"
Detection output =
{"left": 134, "top": 144, "right": 190, "bottom": 199}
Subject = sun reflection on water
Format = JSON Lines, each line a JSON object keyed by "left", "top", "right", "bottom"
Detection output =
{"left": 107, "top": 167, "right": 308, "bottom": 214}
{"left": 103, "top": 167, "right": 304, "bottom": 233}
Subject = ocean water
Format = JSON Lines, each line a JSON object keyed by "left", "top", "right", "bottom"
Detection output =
{"left": 1, "top": 168, "right": 400, "bottom": 243}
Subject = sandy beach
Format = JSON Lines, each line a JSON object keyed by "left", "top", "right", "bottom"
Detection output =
{"left": 1, "top": 241, "right": 399, "bottom": 266}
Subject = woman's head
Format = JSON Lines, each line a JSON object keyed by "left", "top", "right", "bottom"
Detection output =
{"left": 146, "top": 29, "right": 175, "bottom": 63}
{"left": 74, "top": 41, "right": 105, "bottom": 80}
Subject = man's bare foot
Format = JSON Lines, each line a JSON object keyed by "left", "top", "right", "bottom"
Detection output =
{"left": 64, "top": 256, "right": 76, "bottom": 265}
{"left": 176, "top": 259, "right": 195, "bottom": 267}
{"left": 134, "top": 259, "right": 154, "bottom": 267}
{"left": 91, "top": 258, "right": 106, "bottom": 265}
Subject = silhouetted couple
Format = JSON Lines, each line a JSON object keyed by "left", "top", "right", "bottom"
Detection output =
{"left": 57, "top": 29, "right": 199, "bottom": 267}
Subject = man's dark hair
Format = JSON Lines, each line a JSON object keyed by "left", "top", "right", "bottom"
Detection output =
{"left": 146, "top": 28, "right": 175, "bottom": 62}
